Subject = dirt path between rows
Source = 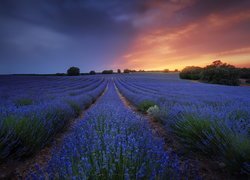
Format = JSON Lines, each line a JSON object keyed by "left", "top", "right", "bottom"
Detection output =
{"left": 0, "top": 85, "right": 108, "bottom": 179}
{"left": 113, "top": 82, "right": 240, "bottom": 180}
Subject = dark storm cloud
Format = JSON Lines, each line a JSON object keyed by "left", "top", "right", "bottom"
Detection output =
{"left": 155, "top": 0, "right": 250, "bottom": 29}
{"left": 0, "top": 0, "right": 135, "bottom": 35}
{"left": 0, "top": 0, "right": 147, "bottom": 73}
{"left": 179, "top": 0, "right": 248, "bottom": 16}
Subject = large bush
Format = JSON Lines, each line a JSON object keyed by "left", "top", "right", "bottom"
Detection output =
{"left": 201, "top": 60, "right": 240, "bottom": 86}
{"left": 179, "top": 66, "right": 203, "bottom": 80}
{"left": 67, "top": 67, "right": 80, "bottom": 76}
{"left": 239, "top": 68, "right": 250, "bottom": 79}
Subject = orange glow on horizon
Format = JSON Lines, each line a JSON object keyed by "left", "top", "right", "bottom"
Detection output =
{"left": 113, "top": 7, "right": 250, "bottom": 71}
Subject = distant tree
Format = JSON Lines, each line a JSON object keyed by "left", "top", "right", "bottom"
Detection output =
{"left": 201, "top": 60, "right": 240, "bottom": 86}
{"left": 89, "top": 70, "right": 96, "bottom": 75}
{"left": 124, "top": 69, "right": 130, "bottom": 73}
{"left": 174, "top": 69, "right": 178, "bottom": 72}
{"left": 179, "top": 66, "right": 203, "bottom": 80}
{"left": 117, "top": 69, "right": 121, "bottom": 73}
{"left": 102, "top": 70, "right": 113, "bottom": 74}
{"left": 67, "top": 67, "right": 80, "bottom": 76}
{"left": 163, "top": 69, "right": 169, "bottom": 73}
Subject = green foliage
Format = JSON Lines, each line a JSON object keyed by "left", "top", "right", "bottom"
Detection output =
{"left": 179, "top": 66, "right": 203, "bottom": 80}
{"left": 15, "top": 98, "right": 33, "bottom": 107}
{"left": 67, "top": 67, "right": 80, "bottom": 76}
{"left": 201, "top": 60, "right": 240, "bottom": 86}
{"left": 138, "top": 100, "right": 156, "bottom": 112}
{"left": 172, "top": 114, "right": 250, "bottom": 173}
{"left": 180, "top": 61, "right": 242, "bottom": 86}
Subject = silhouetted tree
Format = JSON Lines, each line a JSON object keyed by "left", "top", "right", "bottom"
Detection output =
{"left": 89, "top": 70, "right": 96, "bottom": 75}
{"left": 124, "top": 69, "right": 130, "bottom": 73}
{"left": 102, "top": 70, "right": 113, "bottom": 74}
{"left": 117, "top": 69, "right": 121, "bottom": 73}
{"left": 67, "top": 67, "right": 80, "bottom": 76}
{"left": 174, "top": 69, "right": 178, "bottom": 72}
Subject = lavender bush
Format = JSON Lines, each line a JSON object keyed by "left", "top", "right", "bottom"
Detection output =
{"left": 29, "top": 82, "right": 182, "bottom": 179}
{"left": 0, "top": 76, "right": 107, "bottom": 160}
{"left": 115, "top": 73, "right": 250, "bottom": 174}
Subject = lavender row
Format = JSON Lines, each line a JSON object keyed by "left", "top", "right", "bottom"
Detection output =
{"left": 115, "top": 73, "right": 250, "bottom": 174}
{"left": 0, "top": 76, "right": 107, "bottom": 161}
{"left": 29, "top": 81, "right": 185, "bottom": 179}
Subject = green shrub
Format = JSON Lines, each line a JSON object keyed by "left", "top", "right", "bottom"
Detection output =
{"left": 15, "top": 98, "right": 33, "bottom": 107}
{"left": 179, "top": 66, "right": 203, "bottom": 80}
{"left": 138, "top": 100, "right": 156, "bottom": 112}
{"left": 201, "top": 60, "right": 240, "bottom": 86}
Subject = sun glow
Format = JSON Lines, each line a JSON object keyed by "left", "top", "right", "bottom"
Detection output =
{"left": 115, "top": 8, "right": 250, "bottom": 70}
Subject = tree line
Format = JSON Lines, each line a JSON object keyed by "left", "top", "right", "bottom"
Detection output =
{"left": 179, "top": 60, "right": 250, "bottom": 86}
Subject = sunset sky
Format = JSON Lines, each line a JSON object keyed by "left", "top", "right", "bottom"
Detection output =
{"left": 0, "top": 0, "right": 250, "bottom": 74}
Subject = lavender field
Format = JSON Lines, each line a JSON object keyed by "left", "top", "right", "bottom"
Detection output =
{"left": 0, "top": 73, "right": 249, "bottom": 179}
